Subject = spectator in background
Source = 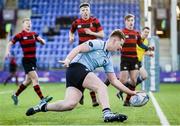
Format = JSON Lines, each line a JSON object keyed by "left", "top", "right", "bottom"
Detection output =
{"left": 4, "top": 52, "right": 19, "bottom": 85}
{"left": 69, "top": 2, "right": 104, "bottom": 107}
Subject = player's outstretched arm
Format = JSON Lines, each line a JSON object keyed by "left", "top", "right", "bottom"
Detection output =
{"left": 5, "top": 41, "right": 13, "bottom": 58}
{"left": 84, "top": 29, "right": 104, "bottom": 38}
{"left": 58, "top": 43, "right": 90, "bottom": 66}
{"left": 106, "top": 72, "right": 136, "bottom": 96}
{"left": 37, "top": 36, "right": 46, "bottom": 45}
{"left": 69, "top": 31, "right": 75, "bottom": 44}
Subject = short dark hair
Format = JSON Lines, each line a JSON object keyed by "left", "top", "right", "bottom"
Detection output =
{"left": 110, "top": 29, "right": 125, "bottom": 40}
{"left": 79, "top": 2, "right": 90, "bottom": 8}
{"left": 124, "top": 14, "right": 135, "bottom": 20}
{"left": 142, "top": 26, "right": 150, "bottom": 30}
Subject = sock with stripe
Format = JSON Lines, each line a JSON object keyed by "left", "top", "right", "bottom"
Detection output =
{"left": 33, "top": 85, "right": 44, "bottom": 99}
{"left": 15, "top": 84, "right": 27, "bottom": 96}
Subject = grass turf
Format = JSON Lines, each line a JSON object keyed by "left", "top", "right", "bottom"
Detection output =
{"left": 0, "top": 83, "right": 179, "bottom": 125}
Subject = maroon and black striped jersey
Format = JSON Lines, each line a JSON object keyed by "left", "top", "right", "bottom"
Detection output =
{"left": 11, "top": 30, "right": 38, "bottom": 58}
{"left": 70, "top": 16, "right": 103, "bottom": 44}
{"left": 121, "top": 28, "right": 142, "bottom": 59}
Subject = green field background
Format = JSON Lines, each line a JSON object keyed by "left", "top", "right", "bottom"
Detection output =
{"left": 0, "top": 83, "right": 179, "bottom": 125}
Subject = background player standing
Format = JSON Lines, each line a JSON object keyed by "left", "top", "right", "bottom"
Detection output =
{"left": 118, "top": 14, "right": 150, "bottom": 106}
{"left": 117, "top": 26, "right": 154, "bottom": 100}
{"left": 69, "top": 2, "right": 104, "bottom": 107}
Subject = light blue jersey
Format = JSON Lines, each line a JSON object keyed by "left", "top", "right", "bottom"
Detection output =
{"left": 71, "top": 39, "right": 114, "bottom": 73}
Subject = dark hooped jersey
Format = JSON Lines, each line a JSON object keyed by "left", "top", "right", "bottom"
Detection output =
{"left": 70, "top": 16, "right": 103, "bottom": 44}
{"left": 121, "top": 28, "right": 142, "bottom": 59}
{"left": 11, "top": 30, "right": 39, "bottom": 58}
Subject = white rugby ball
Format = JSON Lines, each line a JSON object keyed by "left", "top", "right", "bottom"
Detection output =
{"left": 129, "top": 92, "right": 149, "bottom": 107}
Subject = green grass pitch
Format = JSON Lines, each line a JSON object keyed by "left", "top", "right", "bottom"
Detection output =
{"left": 0, "top": 83, "right": 180, "bottom": 125}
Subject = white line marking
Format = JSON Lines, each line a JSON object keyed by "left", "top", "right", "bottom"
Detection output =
{"left": 0, "top": 90, "right": 13, "bottom": 95}
{"left": 149, "top": 92, "right": 170, "bottom": 126}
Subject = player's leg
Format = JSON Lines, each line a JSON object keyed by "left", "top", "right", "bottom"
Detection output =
{"left": 89, "top": 90, "right": 99, "bottom": 107}
{"left": 123, "top": 69, "right": 139, "bottom": 106}
{"left": 14, "top": 72, "right": 19, "bottom": 85}
{"left": 12, "top": 75, "right": 31, "bottom": 105}
{"left": 136, "top": 66, "right": 148, "bottom": 86}
{"left": 83, "top": 72, "right": 110, "bottom": 109}
{"left": 79, "top": 90, "right": 99, "bottom": 107}
{"left": 83, "top": 72, "right": 127, "bottom": 122}
{"left": 28, "top": 71, "right": 52, "bottom": 102}
{"left": 28, "top": 71, "right": 44, "bottom": 99}
{"left": 3, "top": 73, "right": 13, "bottom": 85}
{"left": 26, "top": 63, "right": 84, "bottom": 115}
{"left": 47, "top": 87, "right": 82, "bottom": 111}
{"left": 26, "top": 87, "right": 82, "bottom": 116}
{"left": 116, "top": 70, "right": 129, "bottom": 100}
{"left": 119, "top": 71, "right": 129, "bottom": 85}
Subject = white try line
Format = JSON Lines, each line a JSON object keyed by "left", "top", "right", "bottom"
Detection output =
{"left": 149, "top": 92, "right": 170, "bottom": 126}
{"left": 0, "top": 90, "right": 13, "bottom": 95}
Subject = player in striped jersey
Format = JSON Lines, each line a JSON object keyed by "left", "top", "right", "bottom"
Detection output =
{"left": 5, "top": 18, "right": 52, "bottom": 105}
{"left": 118, "top": 14, "right": 152, "bottom": 106}
{"left": 69, "top": 2, "right": 104, "bottom": 107}
{"left": 117, "top": 27, "right": 154, "bottom": 101}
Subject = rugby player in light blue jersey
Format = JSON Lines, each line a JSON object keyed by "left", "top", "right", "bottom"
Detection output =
{"left": 26, "top": 29, "right": 137, "bottom": 122}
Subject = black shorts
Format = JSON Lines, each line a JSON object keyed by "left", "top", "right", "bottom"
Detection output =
{"left": 66, "top": 63, "right": 90, "bottom": 93}
{"left": 9, "top": 65, "right": 17, "bottom": 73}
{"left": 120, "top": 57, "right": 139, "bottom": 71}
{"left": 22, "top": 58, "right": 37, "bottom": 74}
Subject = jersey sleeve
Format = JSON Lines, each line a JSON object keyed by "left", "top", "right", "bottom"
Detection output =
{"left": 70, "top": 20, "right": 77, "bottom": 33}
{"left": 11, "top": 33, "right": 21, "bottom": 44}
{"left": 94, "top": 18, "right": 103, "bottom": 32}
{"left": 33, "top": 32, "right": 39, "bottom": 41}
{"left": 103, "top": 58, "right": 114, "bottom": 73}
{"left": 136, "top": 32, "right": 142, "bottom": 45}
{"left": 34, "top": 32, "right": 39, "bottom": 38}
{"left": 137, "top": 32, "right": 148, "bottom": 51}
{"left": 85, "top": 40, "right": 104, "bottom": 51}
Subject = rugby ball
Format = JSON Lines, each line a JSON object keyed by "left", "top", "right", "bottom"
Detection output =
{"left": 129, "top": 92, "right": 149, "bottom": 107}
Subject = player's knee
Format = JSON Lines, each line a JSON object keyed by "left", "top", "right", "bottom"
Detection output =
{"left": 23, "top": 80, "right": 31, "bottom": 86}
{"left": 31, "top": 78, "right": 39, "bottom": 84}
{"left": 66, "top": 102, "right": 77, "bottom": 110}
